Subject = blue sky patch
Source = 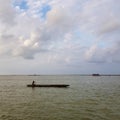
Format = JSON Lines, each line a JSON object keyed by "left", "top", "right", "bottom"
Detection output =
{"left": 41, "top": 4, "right": 51, "bottom": 19}
{"left": 74, "top": 30, "right": 96, "bottom": 47}
{"left": 13, "top": 0, "right": 28, "bottom": 10}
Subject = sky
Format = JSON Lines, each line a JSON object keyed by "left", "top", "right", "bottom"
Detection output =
{"left": 0, "top": 0, "right": 120, "bottom": 74}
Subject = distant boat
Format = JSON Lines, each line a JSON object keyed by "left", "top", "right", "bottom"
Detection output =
{"left": 92, "top": 74, "right": 100, "bottom": 76}
{"left": 27, "top": 84, "right": 70, "bottom": 88}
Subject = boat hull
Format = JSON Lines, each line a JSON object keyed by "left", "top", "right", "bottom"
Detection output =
{"left": 27, "top": 84, "right": 69, "bottom": 88}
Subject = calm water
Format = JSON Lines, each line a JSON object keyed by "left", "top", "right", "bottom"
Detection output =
{"left": 0, "top": 75, "right": 120, "bottom": 120}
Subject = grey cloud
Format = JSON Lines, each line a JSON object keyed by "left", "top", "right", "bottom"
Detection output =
{"left": 0, "top": 0, "right": 120, "bottom": 64}
{"left": 98, "top": 19, "right": 120, "bottom": 35}
{"left": 1, "top": 34, "right": 14, "bottom": 41}
{"left": 85, "top": 45, "right": 107, "bottom": 63}
{"left": 109, "top": 42, "right": 120, "bottom": 63}
{"left": 0, "top": 0, "right": 16, "bottom": 25}
{"left": 85, "top": 41, "right": 120, "bottom": 63}
{"left": 80, "top": 0, "right": 120, "bottom": 36}
{"left": 13, "top": 47, "right": 39, "bottom": 59}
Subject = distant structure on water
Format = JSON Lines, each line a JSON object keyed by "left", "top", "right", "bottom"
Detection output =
{"left": 92, "top": 74, "right": 100, "bottom": 76}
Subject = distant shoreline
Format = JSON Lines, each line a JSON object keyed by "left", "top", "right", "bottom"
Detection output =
{"left": 0, "top": 74, "right": 120, "bottom": 76}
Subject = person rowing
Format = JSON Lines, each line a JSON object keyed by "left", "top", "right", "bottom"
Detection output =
{"left": 32, "top": 80, "right": 35, "bottom": 86}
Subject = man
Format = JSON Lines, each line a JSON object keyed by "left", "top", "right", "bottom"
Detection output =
{"left": 32, "top": 81, "right": 35, "bottom": 86}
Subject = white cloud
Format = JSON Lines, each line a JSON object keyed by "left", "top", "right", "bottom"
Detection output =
{"left": 0, "top": 0, "right": 120, "bottom": 74}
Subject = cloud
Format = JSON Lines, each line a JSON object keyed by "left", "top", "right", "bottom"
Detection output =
{"left": 0, "top": 0, "right": 16, "bottom": 25}
{"left": 79, "top": 0, "right": 120, "bottom": 64}
{"left": 85, "top": 45, "right": 106, "bottom": 63}
{"left": 11, "top": 31, "right": 48, "bottom": 59}
{"left": 85, "top": 41, "right": 120, "bottom": 63}
{"left": 80, "top": 0, "right": 120, "bottom": 35}
{"left": 98, "top": 19, "right": 120, "bottom": 35}
{"left": 0, "top": 0, "right": 120, "bottom": 66}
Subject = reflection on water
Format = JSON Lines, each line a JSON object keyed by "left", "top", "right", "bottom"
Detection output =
{"left": 0, "top": 75, "right": 120, "bottom": 120}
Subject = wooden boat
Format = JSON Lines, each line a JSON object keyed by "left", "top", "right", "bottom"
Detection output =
{"left": 27, "top": 84, "right": 69, "bottom": 88}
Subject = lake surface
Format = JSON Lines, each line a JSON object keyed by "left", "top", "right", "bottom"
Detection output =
{"left": 0, "top": 75, "right": 120, "bottom": 120}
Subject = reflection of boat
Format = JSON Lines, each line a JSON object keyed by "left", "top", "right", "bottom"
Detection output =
{"left": 27, "top": 84, "right": 69, "bottom": 88}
